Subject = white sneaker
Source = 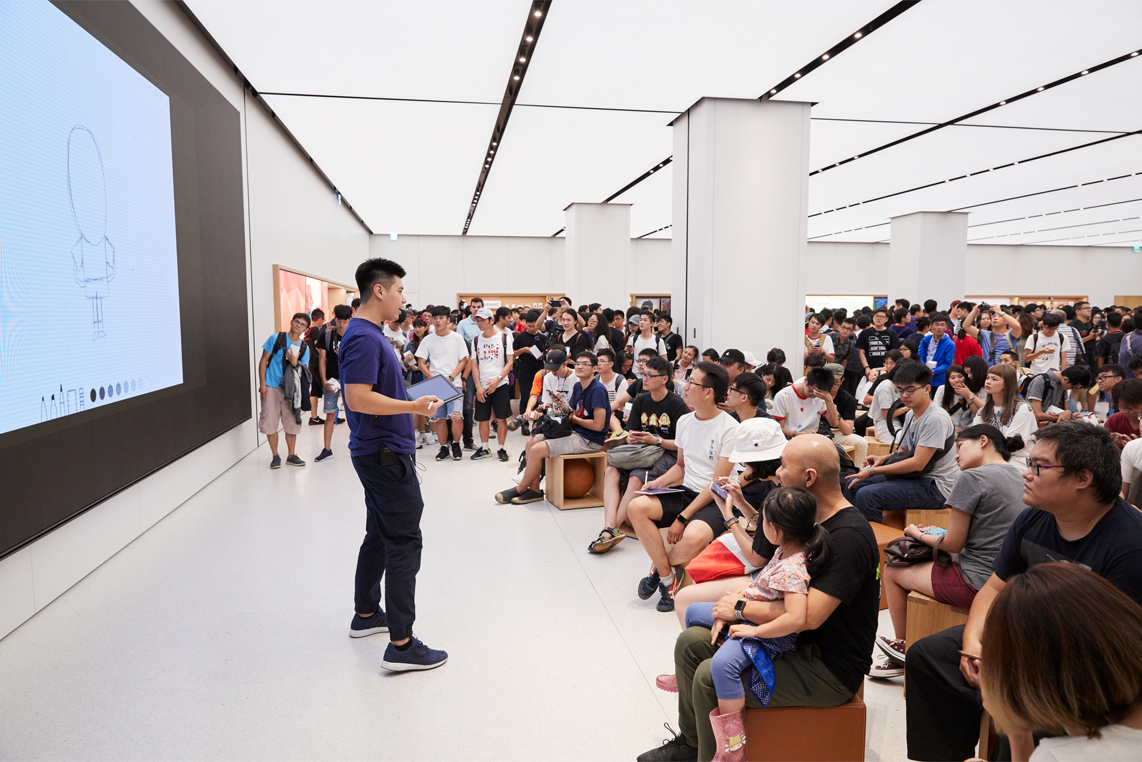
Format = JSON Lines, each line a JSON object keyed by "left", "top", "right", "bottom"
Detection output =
{"left": 868, "top": 654, "right": 904, "bottom": 679}
{"left": 425, "top": 432, "right": 439, "bottom": 446}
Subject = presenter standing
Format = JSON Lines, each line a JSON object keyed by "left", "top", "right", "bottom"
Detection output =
{"left": 339, "top": 258, "right": 447, "bottom": 672}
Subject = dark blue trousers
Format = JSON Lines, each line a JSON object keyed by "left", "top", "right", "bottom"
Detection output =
{"left": 847, "top": 474, "right": 945, "bottom": 523}
{"left": 351, "top": 448, "right": 424, "bottom": 641}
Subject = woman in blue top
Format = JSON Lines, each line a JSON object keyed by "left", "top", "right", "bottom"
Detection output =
{"left": 918, "top": 313, "right": 956, "bottom": 392}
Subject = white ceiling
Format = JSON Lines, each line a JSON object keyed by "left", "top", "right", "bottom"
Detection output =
{"left": 186, "top": 0, "right": 1142, "bottom": 247}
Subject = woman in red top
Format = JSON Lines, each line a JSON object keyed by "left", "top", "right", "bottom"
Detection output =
{"left": 1106, "top": 378, "right": 1142, "bottom": 450}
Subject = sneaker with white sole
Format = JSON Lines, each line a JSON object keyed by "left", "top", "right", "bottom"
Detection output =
{"left": 471, "top": 447, "right": 492, "bottom": 460}
{"left": 315, "top": 448, "right": 333, "bottom": 462}
{"left": 349, "top": 611, "right": 389, "bottom": 638}
{"left": 876, "top": 635, "right": 907, "bottom": 664}
{"left": 868, "top": 654, "right": 904, "bottom": 679}
{"left": 286, "top": 454, "right": 306, "bottom": 467}
{"left": 380, "top": 637, "right": 448, "bottom": 672}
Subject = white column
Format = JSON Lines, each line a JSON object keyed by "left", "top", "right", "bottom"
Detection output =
{"left": 888, "top": 212, "right": 968, "bottom": 311}
{"left": 564, "top": 202, "right": 631, "bottom": 312}
{"left": 672, "top": 98, "right": 811, "bottom": 375}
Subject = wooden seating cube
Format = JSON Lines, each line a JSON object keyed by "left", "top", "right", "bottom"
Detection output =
{"left": 744, "top": 692, "right": 866, "bottom": 761}
{"left": 880, "top": 512, "right": 907, "bottom": 530}
{"left": 546, "top": 451, "right": 608, "bottom": 510}
{"left": 906, "top": 508, "right": 951, "bottom": 529}
{"left": 869, "top": 522, "right": 905, "bottom": 611}
{"left": 865, "top": 438, "right": 891, "bottom": 457}
{"left": 905, "top": 591, "right": 969, "bottom": 652}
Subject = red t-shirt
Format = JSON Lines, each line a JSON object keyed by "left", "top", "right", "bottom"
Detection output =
{"left": 953, "top": 335, "right": 982, "bottom": 365}
{"left": 1106, "top": 412, "right": 1140, "bottom": 436}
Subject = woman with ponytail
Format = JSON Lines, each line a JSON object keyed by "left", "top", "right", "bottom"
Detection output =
{"left": 973, "top": 363, "right": 1037, "bottom": 468}
{"left": 870, "top": 424, "right": 1028, "bottom": 679}
{"left": 656, "top": 487, "right": 830, "bottom": 761}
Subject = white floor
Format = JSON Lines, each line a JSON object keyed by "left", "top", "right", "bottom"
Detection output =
{"left": 0, "top": 421, "right": 909, "bottom": 761}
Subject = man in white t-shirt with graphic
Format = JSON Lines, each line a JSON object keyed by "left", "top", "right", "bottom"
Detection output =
{"left": 1025, "top": 313, "right": 1070, "bottom": 376}
{"left": 466, "top": 308, "right": 514, "bottom": 462}
{"left": 627, "top": 362, "right": 739, "bottom": 612}
{"left": 770, "top": 367, "right": 840, "bottom": 439}
{"left": 415, "top": 306, "right": 469, "bottom": 462}
{"left": 627, "top": 311, "right": 668, "bottom": 359}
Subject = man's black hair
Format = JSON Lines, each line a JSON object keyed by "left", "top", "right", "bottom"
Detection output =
{"left": 916, "top": 316, "right": 931, "bottom": 332}
{"left": 658, "top": 312, "right": 673, "bottom": 326}
{"left": 354, "top": 257, "right": 406, "bottom": 300}
{"left": 350, "top": 297, "right": 361, "bottom": 311}
{"left": 855, "top": 314, "right": 872, "bottom": 329}
{"left": 819, "top": 308, "right": 834, "bottom": 321}
{"left": 804, "top": 353, "right": 826, "bottom": 368}
{"left": 1033, "top": 422, "right": 1122, "bottom": 503}
{"left": 732, "top": 372, "right": 767, "bottom": 406}
{"left": 525, "top": 308, "right": 541, "bottom": 322}
{"left": 626, "top": 306, "right": 641, "bottom": 319}
{"left": 1061, "top": 305, "right": 1075, "bottom": 320}
{"left": 310, "top": 307, "right": 325, "bottom": 321}
{"left": 597, "top": 347, "right": 616, "bottom": 363}
{"left": 909, "top": 303, "right": 922, "bottom": 315}
{"left": 645, "top": 356, "right": 672, "bottom": 377}
{"left": 469, "top": 296, "right": 484, "bottom": 306}
{"left": 1042, "top": 313, "right": 1062, "bottom": 329}
{"left": 959, "top": 301, "right": 976, "bottom": 313}
{"left": 578, "top": 304, "right": 588, "bottom": 315}
{"left": 637, "top": 347, "right": 658, "bottom": 359}
{"left": 291, "top": 311, "right": 311, "bottom": 328}
{"left": 833, "top": 308, "right": 848, "bottom": 321}
{"left": 923, "top": 299, "right": 938, "bottom": 313}
{"left": 930, "top": 312, "right": 951, "bottom": 328}
{"left": 393, "top": 309, "right": 407, "bottom": 324}
{"left": 1061, "top": 366, "right": 1091, "bottom": 388}
{"left": 1099, "top": 365, "right": 1126, "bottom": 379}
{"left": 495, "top": 306, "right": 512, "bottom": 321}
{"left": 333, "top": 304, "right": 352, "bottom": 320}
{"left": 702, "top": 348, "right": 720, "bottom": 362}
{"left": 1129, "top": 354, "right": 1142, "bottom": 373}
{"left": 588, "top": 302, "right": 601, "bottom": 312}
{"left": 431, "top": 305, "right": 450, "bottom": 318}
{"left": 575, "top": 351, "right": 598, "bottom": 366}
{"left": 602, "top": 308, "right": 615, "bottom": 324}
{"left": 892, "top": 360, "right": 933, "bottom": 388}
{"left": 808, "top": 312, "right": 826, "bottom": 327}
{"left": 1107, "top": 311, "right": 1123, "bottom": 328}
{"left": 766, "top": 347, "right": 786, "bottom": 364}
{"left": 893, "top": 308, "right": 907, "bottom": 323}
{"left": 692, "top": 361, "right": 729, "bottom": 402}
{"left": 805, "top": 367, "right": 834, "bottom": 392}
{"left": 841, "top": 316, "right": 856, "bottom": 327}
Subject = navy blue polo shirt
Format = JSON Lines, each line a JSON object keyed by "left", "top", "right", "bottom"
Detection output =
{"left": 339, "top": 317, "right": 416, "bottom": 456}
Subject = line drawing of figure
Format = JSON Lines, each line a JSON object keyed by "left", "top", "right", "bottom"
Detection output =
{"left": 68, "top": 125, "right": 116, "bottom": 340}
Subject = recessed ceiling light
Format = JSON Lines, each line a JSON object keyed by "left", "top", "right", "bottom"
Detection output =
{"left": 513, "top": 75, "right": 520, "bottom": 80}
{"left": 1037, "top": 86, "right": 1044, "bottom": 91}
{"left": 822, "top": 54, "right": 829, "bottom": 60}
{"left": 794, "top": 72, "right": 801, "bottom": 78}
{"left": 519, "top": 57, "right": 527, "bottom": 63}
{"left": 526, "top": 36, "right": 533, "bottom": 42}
{"left": 492, "top": 142, "right": 497, "bottom": 146}
{"left": 1081, "top": 70, "right": 1089, "bottom": 75}
{"left": 854, "top": 31, "right": 862, "bottom": 38}
{"left": 999, "top": 100, "right": 1006, "bottom": 105}
{"left": 1133, "top": 51, "right": 1139, "bottom": 57}
{"left": 534, "top": 10, "right": 542, "bottom": 16}
{"left": 770, "top": 89, "right": 777, "bottom": 94}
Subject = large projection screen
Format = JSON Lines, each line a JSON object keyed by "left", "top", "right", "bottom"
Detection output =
{"left": 0, "top": 1, "right": 250, "bottom": 560}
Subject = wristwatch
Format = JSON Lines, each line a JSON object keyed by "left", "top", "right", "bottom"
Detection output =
{"left": 676, "top": 514, "right": 690, "bottom": 526}
{"left": 734, "top": 599, "right": 748, "bottom": 622}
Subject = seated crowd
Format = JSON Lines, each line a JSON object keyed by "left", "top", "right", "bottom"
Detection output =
{"left": 342, "top": 295, "right": 1142, "bottom": 762}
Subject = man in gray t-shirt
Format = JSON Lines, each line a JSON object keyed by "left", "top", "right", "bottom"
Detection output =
{"left": 944, "top": 462, "right": 1026, "bottom": 589}
{"left": 846, "top": 361, "right": 958, "bottom": 523}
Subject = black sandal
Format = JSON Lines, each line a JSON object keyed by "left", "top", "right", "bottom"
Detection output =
{"left": 588, "top": 527, "right": 627, "bottom": 554}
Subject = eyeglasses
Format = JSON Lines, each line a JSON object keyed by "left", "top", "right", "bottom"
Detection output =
{"left": 895, "top": 385, "right": 926, "bottom": 397}
{"left": 574, "top": 362, "right": 595, "bottom": 368}
{"left": 684, "top": 379, "right": 712, "bottom": 389}
{"left": 1027, "top": 459, "right": 1065, "bottom": 476}
{"left": 1120, "top": 406, "right": 1142, "bottom": 419}
{"left": 641, "top": 373, "right": 668, "bottom": 379}
{"left": 728, "top": 386, "right": 744, "bottom": 394}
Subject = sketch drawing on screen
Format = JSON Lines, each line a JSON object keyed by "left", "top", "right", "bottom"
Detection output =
{"left": 68, "top": 125, "right": 117, "bottom": 340}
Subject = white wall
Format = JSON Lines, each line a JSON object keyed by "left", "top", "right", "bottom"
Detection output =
{"left": 370, "top": 234, "right": 670, "bottom": 308}
{"left": 0, "top": 0, "right": 369, "bottom": 641}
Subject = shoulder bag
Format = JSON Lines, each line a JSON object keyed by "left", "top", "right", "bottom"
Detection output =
{"left": 884, "top": 534, "right": 951, "bottom": 568}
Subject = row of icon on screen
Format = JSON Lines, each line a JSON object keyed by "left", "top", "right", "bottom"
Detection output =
{"left": 39, "top": 378, "right": 148, "bottom": 422}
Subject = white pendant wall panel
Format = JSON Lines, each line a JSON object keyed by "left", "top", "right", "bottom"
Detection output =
{"left": 613, "top": 163, "right": 673, "bottom": 239}
{"left": 518, "top": 0, "right": 899, "bottom": 112}
{"left": 777, "top": 0, "right": 1142, "bottom": 123}
{"left": 185, "top": 0, "right": 532, "bottom": 101}
{"left": 467, "top": 106, "right": 671, "bottom": 237}
{"left": 262, "top": 95, "right": 498, "bottom": 235}
{"left": 962, "top": 56, "right": 1142, "bottom": 133}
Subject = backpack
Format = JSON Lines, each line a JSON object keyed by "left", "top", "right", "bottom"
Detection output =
{"left": 1019, "top": 372, "right": 1052, "bottom": 399}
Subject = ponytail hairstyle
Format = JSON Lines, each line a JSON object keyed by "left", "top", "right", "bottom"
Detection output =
{"left": 955, "top": 423, "right": 1024, "bottom": 462}
{"left": 761, "top": 487, "right": 831, "bottom": 577}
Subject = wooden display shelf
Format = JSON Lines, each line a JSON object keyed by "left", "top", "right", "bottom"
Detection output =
{"left": 546, "top": 450, "right": 608, "bottom": 510}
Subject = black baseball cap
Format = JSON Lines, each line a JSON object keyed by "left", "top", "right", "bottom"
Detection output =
{"left": 720, "top": 348, "right": 746, "bottom": 366}
{"left": 545, "top": 348, "right": 568, "bottom": 370}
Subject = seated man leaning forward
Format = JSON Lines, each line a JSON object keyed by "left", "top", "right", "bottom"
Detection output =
{"left": 638, "top": 434, "right": 880, "bottom": 762}
{"left": 627, "top": 362, "right": 740, "bottom": 613}
{"left": 589, "top": 356, "right": 691, "bottom": 554}
{"left": 494, "top": 351, "right": 610, "bottom": 506}
{"left": 845, "top": 360, "right": 959, "bottom": 524}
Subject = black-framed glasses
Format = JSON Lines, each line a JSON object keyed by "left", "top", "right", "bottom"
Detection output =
{"left": 728, "top": 386, "right": 744, "bottom": 394}
{"left": 641, "top": 373, "right": 668, "bottom": 379}
{"left": 895, "top": 385, "right": 926, "bottom": 397}
{"left": 685, "top": 379, "right": 712, "bottom": 389}
{"left": 1027, "top": 459, "right": 1065, "bottom": 476}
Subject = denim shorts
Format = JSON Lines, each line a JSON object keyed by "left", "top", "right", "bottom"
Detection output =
{"left": 323, "top": 387, "right": 340, "bottom": 414}
{"left": 431, "top": 396, "right": 462, "bottom": 420}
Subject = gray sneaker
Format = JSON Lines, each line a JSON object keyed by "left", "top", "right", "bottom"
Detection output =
{"left": 286, "top": 454, "right": 306, "bottom": 467}
{"left": 270, "top": 455, "right": 282, "bottom": 469}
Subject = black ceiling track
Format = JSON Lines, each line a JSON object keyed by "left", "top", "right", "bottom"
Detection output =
{"left": 463, "top": 0, "right": 552, "bottom": 234}
{"left": 602, "top": 156, "right": 672, "bottom": 203}
{"left": 810, "top": 48, "right": 1142, "bottom": 176}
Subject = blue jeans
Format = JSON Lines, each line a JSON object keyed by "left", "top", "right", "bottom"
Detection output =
{"left": 684, "top": 602, "right": 750, "bottom": 701}
{"left": 351, "top": 448, "right": 424, "bottom": 641}
{"left": 848, "top": 474, "right": 946, "bottom": 523}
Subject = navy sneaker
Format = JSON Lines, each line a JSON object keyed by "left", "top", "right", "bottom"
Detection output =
{"left": 380, "top": 637, "right": 448, "bottom": 672}
{"left": 315, "top": 448, "right": 333, "bottom": 462}
{"left": 335, "top": 417, "right": 344, "bottom": 424}
{"left": 286, "top": 454, "right": 306, "bottom": 467}
{"left": 656, "top": 583, "right": 675, "bottom": 612}
{"left": 497, "top": 448, "right": 509, "bottom": 462}
{"left": 349, "top": 611, "right": 389, "bottom": 638}
{"left": 270, "top": 455, "right": 281, "bottom": 469}
{"left": 638, "top": 565, "right": 661, "bottom": 600}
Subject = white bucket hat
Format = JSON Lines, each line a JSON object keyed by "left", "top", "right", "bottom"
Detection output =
{"left": 729, "top": 417, "right": 786, "bottom": 463}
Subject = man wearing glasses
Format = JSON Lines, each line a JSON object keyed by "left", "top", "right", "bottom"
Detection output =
{"left": 906, "top": 422, "right": 1142, "bottom": 762}
{"left": 845, "top": 361, "right": 958, "bottom": 524}
{"left": 256, "top": 312, "right": 312, "bottom": 469}
{"left": 494, "top": 351, "right": 610, "bottom": 505}
{"left": 1087, "top": 364, "right": 1125, "bottom": 415}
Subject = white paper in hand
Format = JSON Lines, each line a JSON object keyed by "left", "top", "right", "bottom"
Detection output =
{"left": 529, "top": 345, "right": 543, "bottom": 359}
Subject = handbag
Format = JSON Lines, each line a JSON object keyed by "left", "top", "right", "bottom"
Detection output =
{"left": 532, "top": 410, "right": 573, "bottom": 440}
{"left": 607, "top": 443, "right": 664, "bottom": 470}
{"left": 884, "top": 534, "right": 951, "bottom": 567}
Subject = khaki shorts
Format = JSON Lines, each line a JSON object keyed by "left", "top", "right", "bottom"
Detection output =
{"left": 259, "top": 386, "right": 301, "bottom": 436}
{"left": 542, "top": 432, "right": 603, "bottom": 458}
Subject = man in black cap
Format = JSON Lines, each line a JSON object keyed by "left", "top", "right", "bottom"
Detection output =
{"left": 719, "top": 348, "right": 751, "bottom": 387}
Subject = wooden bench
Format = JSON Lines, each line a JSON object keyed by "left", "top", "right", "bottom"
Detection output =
{"left": 545, "top": 451, "right": 608, "bottom": 510}
{"left": 745, "top": 683, "right": 866, "bottom": 761}
{"left": 906, "top": 508, "right": 951, "bottom": 528}
{"left": 905, "top": 591, "right": 969, "bottom": 653}
{"left": 865, "top": 437, "right": 891, "bottom": 457}
{"left": 869, "top": 522, "right": 905, "bottom": 610}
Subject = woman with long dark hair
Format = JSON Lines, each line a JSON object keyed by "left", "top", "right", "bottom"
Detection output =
{"left": 973, "top": 363, "right": 1036, "bottom": 468}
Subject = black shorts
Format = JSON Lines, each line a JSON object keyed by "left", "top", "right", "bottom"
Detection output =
{"left": 653, "top": 488, "right": 725, "bottom": 537}
{"left": 474, "top": 384, "right": 512, "bottom": 421}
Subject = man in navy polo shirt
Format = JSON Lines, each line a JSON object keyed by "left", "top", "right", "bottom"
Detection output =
{"left": 340, "top": 257, "right": 447, "bottom": 673}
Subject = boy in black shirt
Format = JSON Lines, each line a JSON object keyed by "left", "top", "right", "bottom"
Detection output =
{"left": 315, "top": 304, "right": 352, "bottom": 462}
{"left": 591, "top": 358, "right": 689, "bottom": 554}
{"left": 906, "top": 422, "right": 1142, "bottom": 762}
{"left": 656, "top": 313, "right": 685, "bottom": 362}
{"left": 512, "top": 309, "right": 547, "bottom": 435}
{"left": 855, "top": 307, "right": 901, "bottom": 380}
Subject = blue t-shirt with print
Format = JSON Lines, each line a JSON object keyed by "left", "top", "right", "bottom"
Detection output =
{"left": 262, "top": 334, "right": 309, "bottom": 388}
{"left": 338, "top": 317, "right": 416, "bottom": 456}
{"left": 569, "top": 377, "right": 612, "bottom": 445}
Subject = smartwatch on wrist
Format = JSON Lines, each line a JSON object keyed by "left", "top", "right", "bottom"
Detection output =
{"left": 676, "top": 514, "right": 690, "bottom": 526}
{"left": 734, "top": 599, "right": 748, "bottom": 622}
